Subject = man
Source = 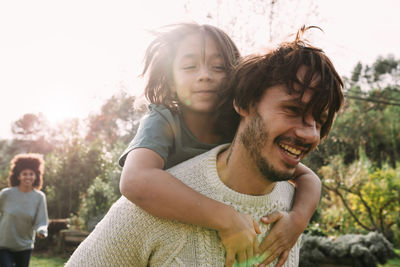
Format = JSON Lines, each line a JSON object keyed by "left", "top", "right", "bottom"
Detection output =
{"left": 66, "top": 27, "right": 343, "bottom": 267}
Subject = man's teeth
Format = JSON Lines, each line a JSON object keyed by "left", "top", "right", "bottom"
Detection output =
{"left": 280, "top": 143, "right": 301, "bottom": 156}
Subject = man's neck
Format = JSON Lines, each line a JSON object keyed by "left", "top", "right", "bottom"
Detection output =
{"left": 216, "top": 142, "right": 276, "bottom": 196}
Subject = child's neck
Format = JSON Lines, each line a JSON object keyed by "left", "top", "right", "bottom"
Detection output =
{"left": 182, "top": 111, "right": 221, "bottom": 144}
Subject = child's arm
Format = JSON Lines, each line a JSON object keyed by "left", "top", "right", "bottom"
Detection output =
{"left": 120, "top": 148, "right": 260, "bottom": 267}
{"left": 256, "top": 163, "right": 321, "bottom": 267}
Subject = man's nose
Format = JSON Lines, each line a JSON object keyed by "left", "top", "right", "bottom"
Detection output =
{"left": 294, "top": 115, "right": 320, "bottom": 144}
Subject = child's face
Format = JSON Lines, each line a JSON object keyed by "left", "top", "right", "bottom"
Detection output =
{"left": 172, "top": 32, "right": 226, "bottom": 115}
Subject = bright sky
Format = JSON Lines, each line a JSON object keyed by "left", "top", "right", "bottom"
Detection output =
{"left": 1, "top": 0, "right": 399, "bottom": 139}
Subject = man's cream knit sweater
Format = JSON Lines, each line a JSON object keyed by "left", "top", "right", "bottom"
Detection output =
{"left": 66, "top": 145, "right": 300, "bottom": 267}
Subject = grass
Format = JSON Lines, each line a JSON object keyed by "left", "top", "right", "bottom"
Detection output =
{"left": 380, "top": 248, "right": 400, "bottom": 267}
{"left": 381, "top": 258, "right": 400, "bottom": 267}
{"left": 31, "top": 252, "right": 69, "bottom": 267}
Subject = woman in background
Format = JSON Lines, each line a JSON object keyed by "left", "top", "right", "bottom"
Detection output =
{"left": 0, "top": 153, "right": 49, "bottom": 267}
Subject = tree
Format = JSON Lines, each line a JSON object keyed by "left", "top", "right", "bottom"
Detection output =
{"left": 11, "top": 113, "right": 47, "bottom": 140}
{"left": 351, "top": 62, "right": 362, "bottom": 83}
{"left": 85, "top": 90, "right": 146, "bottom": 146}
{"left": 44, "top": 120, "right": 111, "bottom": 218}
{"left": 10, "top": 113, "right": 54, "bottom": 154}
{"left": 319, "top": 154, "right": 400, "bottom": 245}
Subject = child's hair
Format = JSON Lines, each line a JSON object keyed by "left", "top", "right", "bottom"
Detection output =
{"left": 8, "top": 153, "right": 45, "bottom": 190}
{"left": 142, "top": 22, "right": 241, "bottom": 112}
{"left": 216, "top": 26, "right": 344, "bottom": 141}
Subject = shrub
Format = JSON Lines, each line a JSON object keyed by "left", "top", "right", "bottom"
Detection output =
{"left": 79, "top": 176, "right": 120, "bottom": 231}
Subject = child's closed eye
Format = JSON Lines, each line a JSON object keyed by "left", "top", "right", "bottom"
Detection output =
{"left": 182, "top": 65, "right": 196, "bottom": 70}
{"left": 212, "top": 65, "right": 226, "bottom": 72}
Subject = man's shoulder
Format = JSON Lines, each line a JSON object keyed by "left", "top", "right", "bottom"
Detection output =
{"left": 276, "top": 180, "right": 295, "bottom": 190}
{"left": 166, "top": 145, "right": 227, "bottom": 189}
{"left": 167, "top": 144, "right": 226, "bottom": 172}
{"left": 274, "top": 181, "right": 296, "bottom": 201}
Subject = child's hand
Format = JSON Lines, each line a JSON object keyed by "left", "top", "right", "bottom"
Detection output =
{"left": 218, "top": 212, "right": 261, "bottom": 267}
{"left": 256, "top": 211, "right": 306, "bottom": 267}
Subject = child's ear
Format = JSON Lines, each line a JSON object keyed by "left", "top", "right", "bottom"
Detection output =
{"left": 233, "top": 100, "right": 248, "bottom": 117}
{"left": 167, "top": 76, "right": 176, "bottom": 93}
{"left": 169, "top": 83, "right": 176, "bottom": 93}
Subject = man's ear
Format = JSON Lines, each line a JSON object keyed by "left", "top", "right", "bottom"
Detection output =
{"left": 233, "top": 99, "right": 249, "bottom": 117}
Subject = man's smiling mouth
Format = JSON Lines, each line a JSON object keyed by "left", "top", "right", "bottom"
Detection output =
{"left": 278, "top": 142, "right": 302, "bottom": 158}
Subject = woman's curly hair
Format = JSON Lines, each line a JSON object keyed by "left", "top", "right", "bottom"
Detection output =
{"left": 8, "top": 153, "right": 45, "bottom": 190}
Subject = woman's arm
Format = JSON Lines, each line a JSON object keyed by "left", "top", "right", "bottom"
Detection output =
{"left": 120, "top": 148, "right": 260, "bottom": 267}
{"left": 35, "top": 192, "right": 49, "bottom": 238}
{"left": 257, "top": 162, "right": 321, "bottom": 267}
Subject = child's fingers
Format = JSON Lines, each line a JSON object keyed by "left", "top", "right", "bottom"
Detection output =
{"left": 237, "top": 251, "right": 246, "bottom": 265}
{"left": 274, "top": 250, "right": 289, "bottom": 267}
{"left": 259, "top": 232, "right": 276, "bottom": 252}
{"left": 253, "top": 236, "right": 260, "bottom": 255}
{"left": 261, "top": 211, "right": 283, "bottom": 224}
{"left": 225, "top": 250, "right": 235, "bottom": 267}
{"left": 259, "top": 225, "right": 285, "bottom": 252}
{"left": 247, "top": 246, "right": 253, "bottom": 264}
{"left": 258, "top": 237, "right": 285, "bottom": 264}
{"left": 258, "top": 245, "right": 284, "bottom": 266}
{"left": 253, "top": 218, "right": 261, "bottom": 234}
{"left": 264, "top": 244, "right": 285, "bottom": 265}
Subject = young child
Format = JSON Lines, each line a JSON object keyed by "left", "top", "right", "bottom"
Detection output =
{"left": 119, "top": 23, "right": 321, "bottom": 267}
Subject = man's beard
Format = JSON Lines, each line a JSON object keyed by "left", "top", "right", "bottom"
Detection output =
{"left": 239, "top": 111, "right": 293, "bottom": 182}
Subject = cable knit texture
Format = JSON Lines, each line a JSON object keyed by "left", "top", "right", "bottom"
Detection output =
{"left": 66, "top": 144, "right": 300, "bottom": 267}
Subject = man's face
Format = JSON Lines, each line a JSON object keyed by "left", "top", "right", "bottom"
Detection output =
{"left": 239, "top": 78, "right": 325, "bottom": 182}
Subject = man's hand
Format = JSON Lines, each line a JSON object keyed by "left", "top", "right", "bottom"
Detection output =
{"left": 256, "top": 211, "right": 306, "bottom": 267}
{"left": 218, "top": 212, "right": 261, "bottom": 267}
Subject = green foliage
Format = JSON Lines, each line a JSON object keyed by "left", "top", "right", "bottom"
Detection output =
{"left": 79, "top": 176, "right": 120, "bottom": 231}
{"left": 351, "top": 62, "right": 363, "bottom": 83}
{"left": 304, "top": 223, "right": 327, "bottom": 237}
{"left": 373, "top": 55, "right": 399, "bottom": 81}
{"left": 319, "top": 153, "right": 400, "bottom": 245}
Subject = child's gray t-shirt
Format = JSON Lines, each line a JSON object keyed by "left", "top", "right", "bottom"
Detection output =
{"left": 119, "top": 104, "right": 220, "bottom": 169}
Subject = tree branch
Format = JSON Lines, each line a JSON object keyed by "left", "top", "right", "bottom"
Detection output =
{"left": 324, "top": 185, "right": 374, "bottom": 231}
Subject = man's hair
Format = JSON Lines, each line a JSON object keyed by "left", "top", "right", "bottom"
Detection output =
{"left": 216, "top": 26, "right": 344, "bottom": 140}
{"left": 8, "top": 153, "right": 45, "bottom": 190}
{"left": 142, "top": 22, "right": 240, "bottom": 112}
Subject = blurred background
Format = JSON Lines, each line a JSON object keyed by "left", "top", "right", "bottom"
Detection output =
{"left": 0, "top": 0, "right": 399, "bottom": 266}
